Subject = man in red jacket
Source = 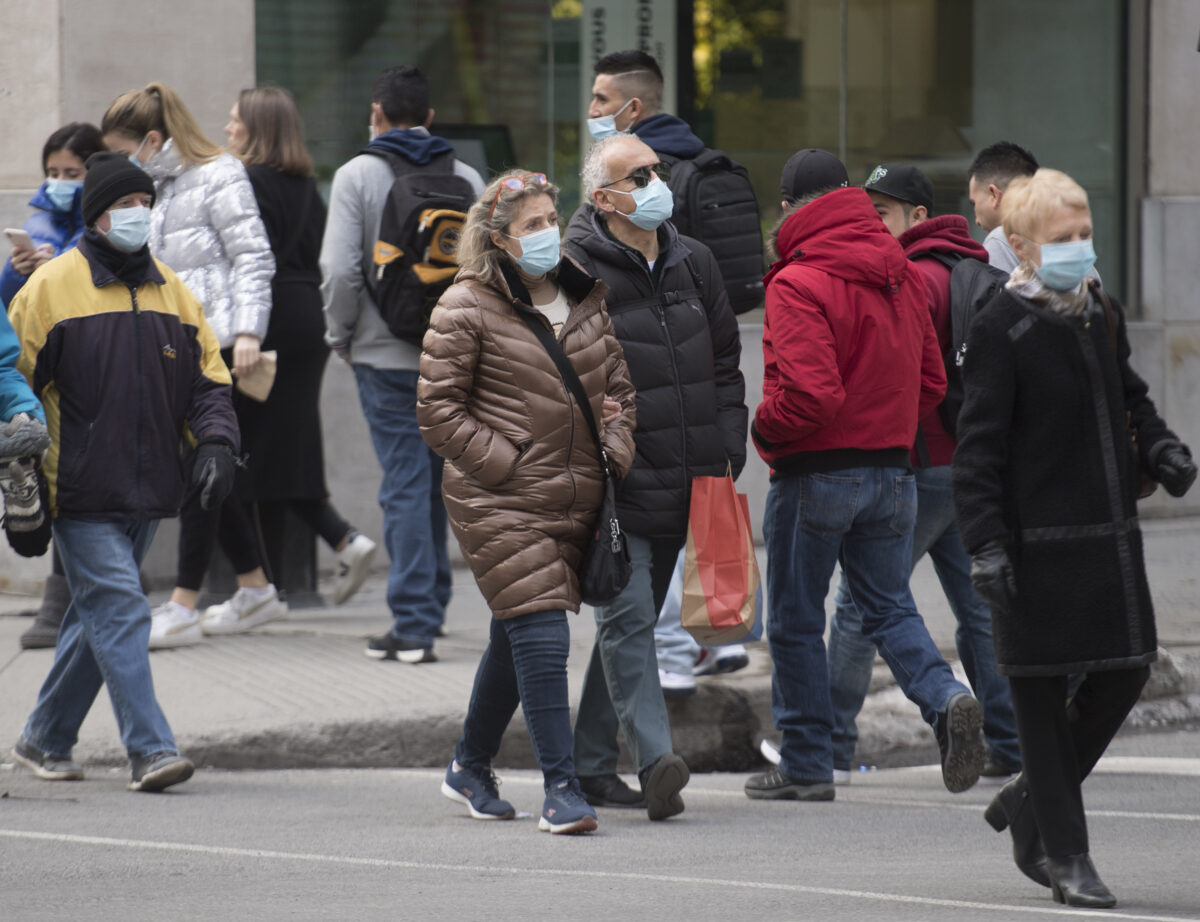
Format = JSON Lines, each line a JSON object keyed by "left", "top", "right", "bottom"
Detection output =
{"left": 746, "top": 150, "right": 985, "bottom": 803}
{"left": 824, "top": 163, "right": 1022, "bottom": 786}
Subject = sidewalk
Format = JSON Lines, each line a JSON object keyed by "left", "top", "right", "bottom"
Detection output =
{"left": 1, "top": 515, "right": 1198, "bottom": 775}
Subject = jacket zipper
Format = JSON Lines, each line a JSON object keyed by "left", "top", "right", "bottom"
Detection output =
{"left": 519, "top": 300, "right": 577, "bottom": 519}
{"left": 131, "top": 286, "right": 144, "bottom": 515}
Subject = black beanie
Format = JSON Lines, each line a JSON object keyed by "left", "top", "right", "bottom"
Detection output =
{"left": 82, "top": 152, "right": 156, "bottom": 226}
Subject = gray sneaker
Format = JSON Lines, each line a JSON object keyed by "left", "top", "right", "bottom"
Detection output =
{"left": 744, "top": 767, "right": 835, "bottom": 801}
{"left": 129, "top": 751, "right": 194, "bottom": 792}
{"left": 11, "top": 735, "right": 84, "bottom": 781}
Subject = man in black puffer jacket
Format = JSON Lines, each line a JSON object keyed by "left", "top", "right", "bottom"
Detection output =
{"left": 563, "top": 134, "right": 747, "bottom": 821}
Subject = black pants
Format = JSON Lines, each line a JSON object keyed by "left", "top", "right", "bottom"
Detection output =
{"left": 1009, "top": 665, "right": 1150, "bottom": 858}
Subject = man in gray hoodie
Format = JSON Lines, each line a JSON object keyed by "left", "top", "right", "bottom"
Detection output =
{"left": 320, "top": 65, "right": 483, "bottom": 663}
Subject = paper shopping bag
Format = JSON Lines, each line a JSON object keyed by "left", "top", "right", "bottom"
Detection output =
{"left": 680, "top": 474, "right": 760, "bottom": 645}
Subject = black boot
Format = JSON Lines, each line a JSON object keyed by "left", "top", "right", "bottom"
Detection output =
{"left": 19, "top": 571, "right": 70, "bottom": 650}
{"left": 1046, "top": 854, "right": 1116, "bottom": 908}
{"left": 984, "top": 773, "right": 1051, "bottom": 888}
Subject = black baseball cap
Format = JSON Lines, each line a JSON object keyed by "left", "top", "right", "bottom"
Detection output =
{"left": 780, "top": 149, "right": 849, "bottom": 202}
{"left": 863, "top": 163, "right": 933, "bottom": 211}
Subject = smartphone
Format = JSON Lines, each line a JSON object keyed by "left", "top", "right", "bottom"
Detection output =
{"left": 4, "top": 228, "right": 35, "bottom": 252}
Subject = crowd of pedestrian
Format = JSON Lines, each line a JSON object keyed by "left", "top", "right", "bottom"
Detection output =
{"left": 2, "top": 47, "right": 1195, "bottom": 908}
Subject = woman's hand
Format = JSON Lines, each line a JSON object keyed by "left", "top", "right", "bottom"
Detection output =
{"left": 10, "top": 244, "right": 53, "bottom": 276}
{"left": 600, "top": 396, "right": 622, "bottom": 431}
{"left": 232, "top": 334, "right": 262, "bottom": 378}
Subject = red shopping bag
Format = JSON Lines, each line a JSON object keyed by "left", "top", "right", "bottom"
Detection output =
{"left": 680, "top": 474, "right": 760, "bottom": 644}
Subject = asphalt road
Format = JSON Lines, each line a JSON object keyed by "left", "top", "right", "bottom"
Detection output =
{"left": 2, "top": 730, "right": 1198, "bottom": 922}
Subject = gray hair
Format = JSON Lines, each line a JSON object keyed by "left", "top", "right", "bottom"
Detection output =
{"left": 581, "top": 134, "right": 641, "bottom": 200}
{"left": 456, "top": 169, "right": 560, "bottom": 290}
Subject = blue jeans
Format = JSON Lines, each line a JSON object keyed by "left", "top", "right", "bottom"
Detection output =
{"left": 763, "top": 467, "right": 970, "bottom": 782}
{"left": 828, "top": 465, "right": 1021, "bottom": 771}
{"left": 574, "top": 532, "right": 679, "bottom": 775}
{"left": 353, "top": 365, "right": 451, "bottom": 644}
{"left": 457, "top": 610, "right": 575, "bottom": 789}
{"left": 23, "top": 518, "right": 176, "bottom": 760}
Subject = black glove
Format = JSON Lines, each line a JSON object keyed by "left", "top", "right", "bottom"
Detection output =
{"left": 970, "top": 541, "right": 1017, "bottom": 614}
{"left": 1153, "top": 442, "right": 1197, "bottom": 498}
{"left": 191, "top": 440, "right": 236, "bottom": 511}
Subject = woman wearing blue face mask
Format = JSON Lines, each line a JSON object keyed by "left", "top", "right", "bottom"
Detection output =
{"left": 1, "top": 123, "right": 104, "bottom": 309}
{"left": 953, "top": 168, "right": 1197, "bottom": 908}
{"left": 418, "top": 169, "right": 637, "bottom": 835}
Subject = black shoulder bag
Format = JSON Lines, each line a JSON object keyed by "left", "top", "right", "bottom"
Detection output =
{"left": 517, "top": 311, "right": 632, "bottom": 605}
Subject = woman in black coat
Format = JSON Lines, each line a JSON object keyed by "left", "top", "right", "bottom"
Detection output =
{"left": 219, "top": 87, "right": 376, "bottom": 607}
{"left": 953, "top": 168, "right": 1196, "bottom": 908}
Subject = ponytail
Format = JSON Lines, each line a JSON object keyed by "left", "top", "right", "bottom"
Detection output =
{"left": 101, "top": 82, "right": 221, "bottom": 166}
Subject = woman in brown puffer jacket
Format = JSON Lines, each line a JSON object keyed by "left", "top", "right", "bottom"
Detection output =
{"left": 417, "top": 170, "right": 636, "bottom": 835}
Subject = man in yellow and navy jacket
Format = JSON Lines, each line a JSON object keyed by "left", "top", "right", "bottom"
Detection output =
{"left": 7, "top": 152, "right": 240, "bottom": 793}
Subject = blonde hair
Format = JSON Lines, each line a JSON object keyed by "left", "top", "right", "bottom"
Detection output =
{"left": 233, "top": 87, "right": 314, "bottom": 177}
{"left": 1001, "top": 168, "right": 1090, "bottom": 242}
{"left": 101, "top": 82, "right": 221, "bottom": 166}
{"left": 456, "top": 170, "right": 560, "bottom": 290}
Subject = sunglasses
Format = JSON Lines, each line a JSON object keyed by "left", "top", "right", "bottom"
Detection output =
{"left": 488, "top": 172, "right": 549, "bottom": 218}
{"left": 602, "top": 162, "right": 671, "bottom": 190}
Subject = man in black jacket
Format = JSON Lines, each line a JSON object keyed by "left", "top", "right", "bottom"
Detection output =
{"left": 563, "top": 134, "right": 748, "bottom": 820}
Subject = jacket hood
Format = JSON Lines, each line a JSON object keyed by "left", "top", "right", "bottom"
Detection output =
{"left": 900, "top": 214, "right": 989, "bottom": 262}
{"left": 766, "top": 187, "right": 908, "bottom": 290}
{"left": 367, "top": 127, "right": 454, "bottom": 165}
{"left": 633, "top": 114, "right": 705, "bottom": 159}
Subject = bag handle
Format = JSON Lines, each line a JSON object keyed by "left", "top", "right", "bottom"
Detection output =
{"left": 517, "top": 310, "right": 610, "bottom": 475}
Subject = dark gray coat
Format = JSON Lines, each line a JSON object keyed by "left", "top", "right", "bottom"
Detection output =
{"left": 564, "top": 205, "right": 747, "bottom": 537}
{"left": 952, "top": 288, "right": 1176, "bottom": 676}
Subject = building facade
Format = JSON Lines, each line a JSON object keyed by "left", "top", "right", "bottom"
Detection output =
{"left": 0, "top": 0, "right": 1197, "bottom": 587}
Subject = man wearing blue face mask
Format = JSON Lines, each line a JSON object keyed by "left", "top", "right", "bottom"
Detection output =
{"left": 7, "top": 152, "right": 239, "bottom": 793}
{"left": 563, "top": 134, "right": 748, "bottom": 820}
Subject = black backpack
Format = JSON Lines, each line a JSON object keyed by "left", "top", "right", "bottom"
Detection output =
{"left": 916, "top": 251, "right": 1008, "bottom": 436}
{"left": 659, "top": 149, "right": 765, "bottom": 314}
{"left": 362, "top": 148, "right": 476, "bottom": 345}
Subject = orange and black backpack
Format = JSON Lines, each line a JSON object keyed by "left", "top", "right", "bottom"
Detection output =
{"left": 363, "top": 148, "right": 476, "bottom": 345}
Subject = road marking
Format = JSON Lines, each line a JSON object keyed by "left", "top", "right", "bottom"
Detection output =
{"left": 1, "top": 827, "right": 1197, "bottom": 921}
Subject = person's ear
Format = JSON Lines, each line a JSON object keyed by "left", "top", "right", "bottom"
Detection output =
{"left": 424, "top": 107, "right": 435, "bottom": 130}
{"left": 489, "top": 229, "right": 507, "bottom": 252}
{"left": 1010, "top": 232, "right": 1036, "bottom": 264}
{"left": 144, "top": 129, "right": 165, "bottom": 156}
{"left": 910, "top": 205, "right": 928, "bottom": 227}
{"left": 593, "top": 188, "right": 615, "bottom": 213}
{"left": 625, "top": 97, "right": 642, "bottom": 125}
{"left": 988, "top": 183, "right": 1003, "bottom": 210}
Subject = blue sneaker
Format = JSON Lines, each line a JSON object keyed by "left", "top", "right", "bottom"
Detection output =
{"left": 441, "top": 760, "right": 515, "bottom": 820}
{"left": 539, "top": 779, "right": 599, "bottom": 835}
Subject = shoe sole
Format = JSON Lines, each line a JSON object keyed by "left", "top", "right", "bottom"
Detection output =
{"left": 661, "top": 685, "right": 696, "bottom": 699}
{"left": 643, "top": 754, "right": 690, "bottom": 821}
{"left": 364, "top": 647, "right": 437, "bottom": 664}
{"left": 942, "top": 694, "right": 987, "bottom": 794}
{"left": 129, "top": 758, "right": 194, "bottom": 792}
{"left": 440, "top": 781, "right": 515, "bottom": 820}
{"left": 11, "top": 747, "right": 84, "bottom": 781}
{"left": 201, "top": 600, "right": 288, "bottom": 635}
{"left": 538, "top": 815, "right": 599, "bottom": 834}
{"left": 333, "top": 542, "right": 378, "bottom": 605}
{"left": 19, "top": 628, "right": 60, "bottom": 650}
{"left": 149, "top": 623, "right": 204, "bottom": 650}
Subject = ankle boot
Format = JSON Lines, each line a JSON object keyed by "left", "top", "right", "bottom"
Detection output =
{"left": 1046, "top": 853, "right": 1116, "bottom": 908}
{"left": 983, "top": 773, "right": 1051, "bottom": 888}
{"left": 19, "top": 572, "right": 70, "bottom": 650}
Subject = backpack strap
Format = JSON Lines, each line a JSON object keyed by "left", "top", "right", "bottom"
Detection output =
{"left": 359, "top": 147, "right": 457, "bottom": 177}
{"left": 517, "top": 310, "right": 609, "bottom": 474}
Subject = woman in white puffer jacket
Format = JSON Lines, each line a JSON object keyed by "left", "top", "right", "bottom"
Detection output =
{"left": 102, "top": 82, "right": 285, "bottom": 649}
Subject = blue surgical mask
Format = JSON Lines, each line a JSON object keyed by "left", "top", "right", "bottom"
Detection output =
{"left": 1035, "top": 239, "right": 1096, "bottom": 291}
{"left": 44, "top": 178, "right": 83, "bottom": 212}
{"left": 614, "top": 175, "right": 675, "bottom": 231}
{"left": 586, "top": 98, "right": 634, "bottom": 141}
{"left": 104, "top": 205, "right": 152, "bottom": 253}
{"left": 128, "top": 135, "right": 151, "bottom": 170}
{"left": 505, "top": 225, "right": 561, "bottom": 276}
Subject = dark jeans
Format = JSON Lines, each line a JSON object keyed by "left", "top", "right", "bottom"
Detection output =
{"left": 457, "top": 609, "right": 576, "bottom": 790}
{"left": 1009, "top": 666, "right": 1150, "bottom": 858}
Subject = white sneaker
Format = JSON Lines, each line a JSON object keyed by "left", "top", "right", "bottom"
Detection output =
{"left": 149, "top": 601, "right": 203, "bottom": 650}
{"left": 201, "top": 585, "right": 287, "bottom": 635}
{"left": 333, "top": 532, "right": 377, "bottom": 605}
{"left": 833, "top": 768, "right": 852, "bottom": 785}
{"left": 658, "top": 668, "right": 696, "bottom": 698}
{"left": 695, "top": 643, "right": 750, "bottom": 676}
